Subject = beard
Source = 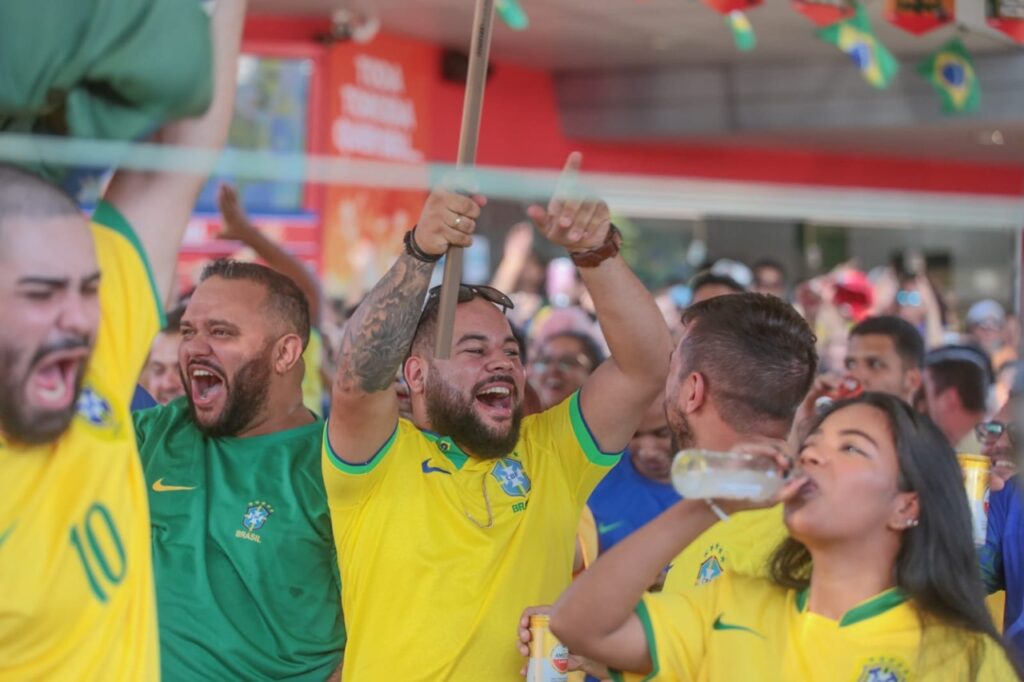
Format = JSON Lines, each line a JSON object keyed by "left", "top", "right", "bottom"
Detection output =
{"left": 0, "top": 338, "right": 89, "bottom": 446}
{"left": 425, "top": 372, "right": 523, "bottom": 460}
{"left": 184, "top": 348, "right": 272, "bottom": 438}
{"left": 666, "top": 405, "right": 695, "bottom": 452}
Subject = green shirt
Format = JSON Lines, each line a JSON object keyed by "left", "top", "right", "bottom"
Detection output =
{"left": 135, "top": 399, "right": 344, "bottom": 682}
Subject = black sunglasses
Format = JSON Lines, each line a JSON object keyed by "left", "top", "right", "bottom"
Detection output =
{"left": 976, "top": 420, "right": 1019, "bottom": 445}
{"left": 426, "top": 284, "right": 515, "bottom": 312}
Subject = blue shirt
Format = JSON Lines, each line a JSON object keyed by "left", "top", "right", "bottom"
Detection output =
{"left": 981, "top": 476, "right": 1024, "bottom": 656}
{"left": 587, "top": 452, "right": 681, "bottom": 552}
{"left": 130, "top": 384, "right": 158, "bottom": 411}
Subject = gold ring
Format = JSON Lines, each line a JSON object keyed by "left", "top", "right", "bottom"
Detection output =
{"left": 453, "top": 215, "right": 463, "bottom": 228}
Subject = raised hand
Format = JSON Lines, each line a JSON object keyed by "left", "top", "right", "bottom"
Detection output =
{"left": 216, "top": 183, "right": 255, "bottom": 241}
{"left": 527, "top": 152, "right": 610, "bottom": 253}
{"left": 413, "top": 187, "right": 487, "bottom": 257}
{"left": 517, "top": 606, "right": 598, "bottom": 677}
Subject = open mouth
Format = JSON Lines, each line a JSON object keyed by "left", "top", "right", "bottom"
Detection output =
{"left": 793, "top": 476, "right": 819, "bottom": 503}
{"left": 189, "top": 364, "right": 226, "bottom": 408}
{"left": 475, "top": 383, "right": 515, "bottom": 420}
{"left": 28, "top": 349, "right": 87, "bottom": 410}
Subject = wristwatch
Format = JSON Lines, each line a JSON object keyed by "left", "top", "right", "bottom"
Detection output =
{"left": 569, "top": 224, "right": 623, "bottom": 268}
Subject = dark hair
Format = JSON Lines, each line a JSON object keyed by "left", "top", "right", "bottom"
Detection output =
{"left": 752, "top": 258, "right": 786, "bottom": 280}
{"left": 925, "top": 346, "right": 992, "bottom": 414}
{"left": 689, "top": 272, "right": 745, "bottom": 298}
{"left": 411, "top": 286, "right": 514, "bottom": 357}
{"left": 679, "top": 293, "right": 817, "bottom": 433}
{"left": 411, "top": 291, "right": 446, "bottom": 356}
{"left": 163, "top": 304, "right": 186, "bottom": 334}
{"left": 770, "top": 393, "right": 1020, "bottom": 678}
{"left": 199, "top": 259, "right": 311, "bottom": 349}
{"left": 850, "top": 316, "right": 926, "bottom": 370}
{"left": 0, "top": 163, "right": 81, "bottom": 231}
{"left": 539, "top": 330, "right": 606, "bottom": 371}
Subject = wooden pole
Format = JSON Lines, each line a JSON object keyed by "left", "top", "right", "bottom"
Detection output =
{"left": 434, "top": 0, "right": 497, "bottom": 359}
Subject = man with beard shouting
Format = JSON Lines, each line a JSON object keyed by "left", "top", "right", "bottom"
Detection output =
{"left": 0, "top": 1, "right": 245, "bottom": 678}
{"left": 133, "top": 260, "right": 345, "bottom": 681}
{"left": 324, "top": 153, "right": 671, "bottom": 681}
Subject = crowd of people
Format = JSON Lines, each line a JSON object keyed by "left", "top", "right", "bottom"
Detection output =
{"left": 2, "top": 2, "right": 1024, "bottom": 681}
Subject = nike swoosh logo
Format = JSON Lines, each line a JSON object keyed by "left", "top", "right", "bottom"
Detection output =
{"left": 421, "top": 459, "right": 451, "bottom": 475}
{"left": 0, "top": 523, "right": 15, "bottom": 549}
{"left": 712, "top": 614, "right": 764, "bottom": 639}
{"left": 598, "top": 521, "right": 626, "bottom": 535}
{"left": 152, "top": 479, "right": 197, "bottom": 492}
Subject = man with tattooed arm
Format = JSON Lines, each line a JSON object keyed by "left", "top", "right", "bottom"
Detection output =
{"left": 321, "top": 153, "right": 672, "bottom": 681}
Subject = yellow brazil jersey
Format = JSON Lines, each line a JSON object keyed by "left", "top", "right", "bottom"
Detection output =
{"left": 613, "top": 572, "right": 1017, "bottom": 682}
{"left": 0, "top": 202, "right": 162, "bottom": 681}
{"left": 663, "top": 506, "right": 787, "bottom": 593}
{"left": 322, "top": 391, "right": 619, "bottom": 681}
{"left": 301, "top": 327, "right": 324, "bottom": 416}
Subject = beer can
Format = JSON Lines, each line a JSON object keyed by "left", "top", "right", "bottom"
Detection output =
{"left": 527, "top": 615, "right": 570, "bottom": 682}
{"left": 958, "top": 454, "right": 990, "bottom": 546}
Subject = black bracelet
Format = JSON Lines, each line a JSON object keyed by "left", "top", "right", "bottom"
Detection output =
{"left": 403, "top": 227, "right": 442, "bottom": 263}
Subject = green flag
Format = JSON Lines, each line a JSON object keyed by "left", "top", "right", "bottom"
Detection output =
{"left": 818, "top": 4, "right": 899, "bottom": 89}
{"left": 917, "top": 38, "right": 980, "bottom": 115}
{"left": 727, "top": 11, "right": 756, "bottom": 52}
{"left": 496, "top": 0, "right": 529, "bottom": 31}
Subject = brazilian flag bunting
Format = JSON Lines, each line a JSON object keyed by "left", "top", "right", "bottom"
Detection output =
{"left": 496, "top": 0, "right": 529, "bottom": 30}
{"left": 917, "top": 38, "right": 980, "bottom": 115}
{"left": 727, "top": 11, "right": 757, "bottom": 51}
{"left": 818, "top": 4, "right": 899, "bottom": 89}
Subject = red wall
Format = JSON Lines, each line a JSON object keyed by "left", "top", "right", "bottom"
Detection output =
{"left": 249, "top": 16, "right": 1024, "bottom": 198}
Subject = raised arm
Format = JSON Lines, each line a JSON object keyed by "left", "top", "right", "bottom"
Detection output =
{"left": 217, "top": 183, "right": 322, "bottom": 325}
{"left": 103, "top": 0, "right": 247, "bottom": 303}
{"left": 551, "top": 444, "right": 805, "bottom": 672}
{"left": 328, "top": 189, "right": 483, "bottom": 463}
{"left": 527, "top": 153, "right": 672, "bottom": 453}
{"left": 550, "top": 499, "right": 717, "bottom": 673}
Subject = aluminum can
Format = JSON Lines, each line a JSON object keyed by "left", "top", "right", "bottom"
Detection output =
{"left": 527, "top": 615, "right": 570, "bottom": 682}
{"left": 958, "top": 453, "right": 991, "bottom": 546}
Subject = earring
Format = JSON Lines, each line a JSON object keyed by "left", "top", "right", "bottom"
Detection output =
{"left": 904, "top": 518, "right": 919, "bottom": 528}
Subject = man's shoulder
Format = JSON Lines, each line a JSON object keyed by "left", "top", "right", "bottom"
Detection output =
{"left": 134, "top": 399, "right": 198, "bottom": 446}
{"left": 134, "top": 398, "right": 189, "bottom": 431}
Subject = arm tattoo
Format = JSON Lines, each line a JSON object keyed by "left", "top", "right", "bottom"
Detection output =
{"left": 336, "top": 254, "right": 435, "bottom": 393}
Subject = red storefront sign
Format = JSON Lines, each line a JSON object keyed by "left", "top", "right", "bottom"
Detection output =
{"left": 321, "top": 33, "right": 435, "bottom": 298}
{"left": 988, "top": 0, "right": 1024, "bottom": 43}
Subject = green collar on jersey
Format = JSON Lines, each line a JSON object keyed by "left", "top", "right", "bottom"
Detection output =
{"left": 420, "top": 431, "right": 469, "bottom": 470}
{"left": 795, "top": 586, "right": 907, "bottom": 627}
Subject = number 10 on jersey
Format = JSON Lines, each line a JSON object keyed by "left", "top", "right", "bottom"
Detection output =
{"left": 69, "top": 503, "right": 127, "bottom": 603}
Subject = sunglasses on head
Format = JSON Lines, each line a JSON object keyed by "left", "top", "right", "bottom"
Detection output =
{"left": 426, "top": 284, "right": 515, "bottom": 313}
{"left": 975, "top": 420, "right": 1019, "bottom": 445}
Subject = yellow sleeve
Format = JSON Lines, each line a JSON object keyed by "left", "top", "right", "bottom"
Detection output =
{"left": 525, "top": 391, "right": 622, "bottom": 507}
{"left": 576, "top": 505, "right": 599, "bottom": 572}
{"left": 301, "top": 328, "right": 324, "bottom": 416}
{"left": 610, "top": 582, "right": 719, "bottom": 682}
{"left": 663, "top": 506, "right": 786, "bottom": 593}
{"left": 90, "top": 201, "right": 165, "bottom": 403}
{"left": 321, "top": 418, "right": 408, "bottom": 510}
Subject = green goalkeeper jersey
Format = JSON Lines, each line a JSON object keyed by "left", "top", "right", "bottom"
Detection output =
{"left": 135, "top": 399, "right": 345, "bottom": 681}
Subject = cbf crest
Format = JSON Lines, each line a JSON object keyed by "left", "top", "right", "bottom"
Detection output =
{"left": 855, "top": 656, "right": 909, "bottom": 682}
{"left": 77, "top": 386, "right": 113, "bottom": 429}
{"left": 491, "top": 458, "right": 531, "bottom": 498}
{"left": 235, "top": 500, "right": 274, "bottom": 544}
{"left": 696, "top": 543, "right": 726, "bottom": 585}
